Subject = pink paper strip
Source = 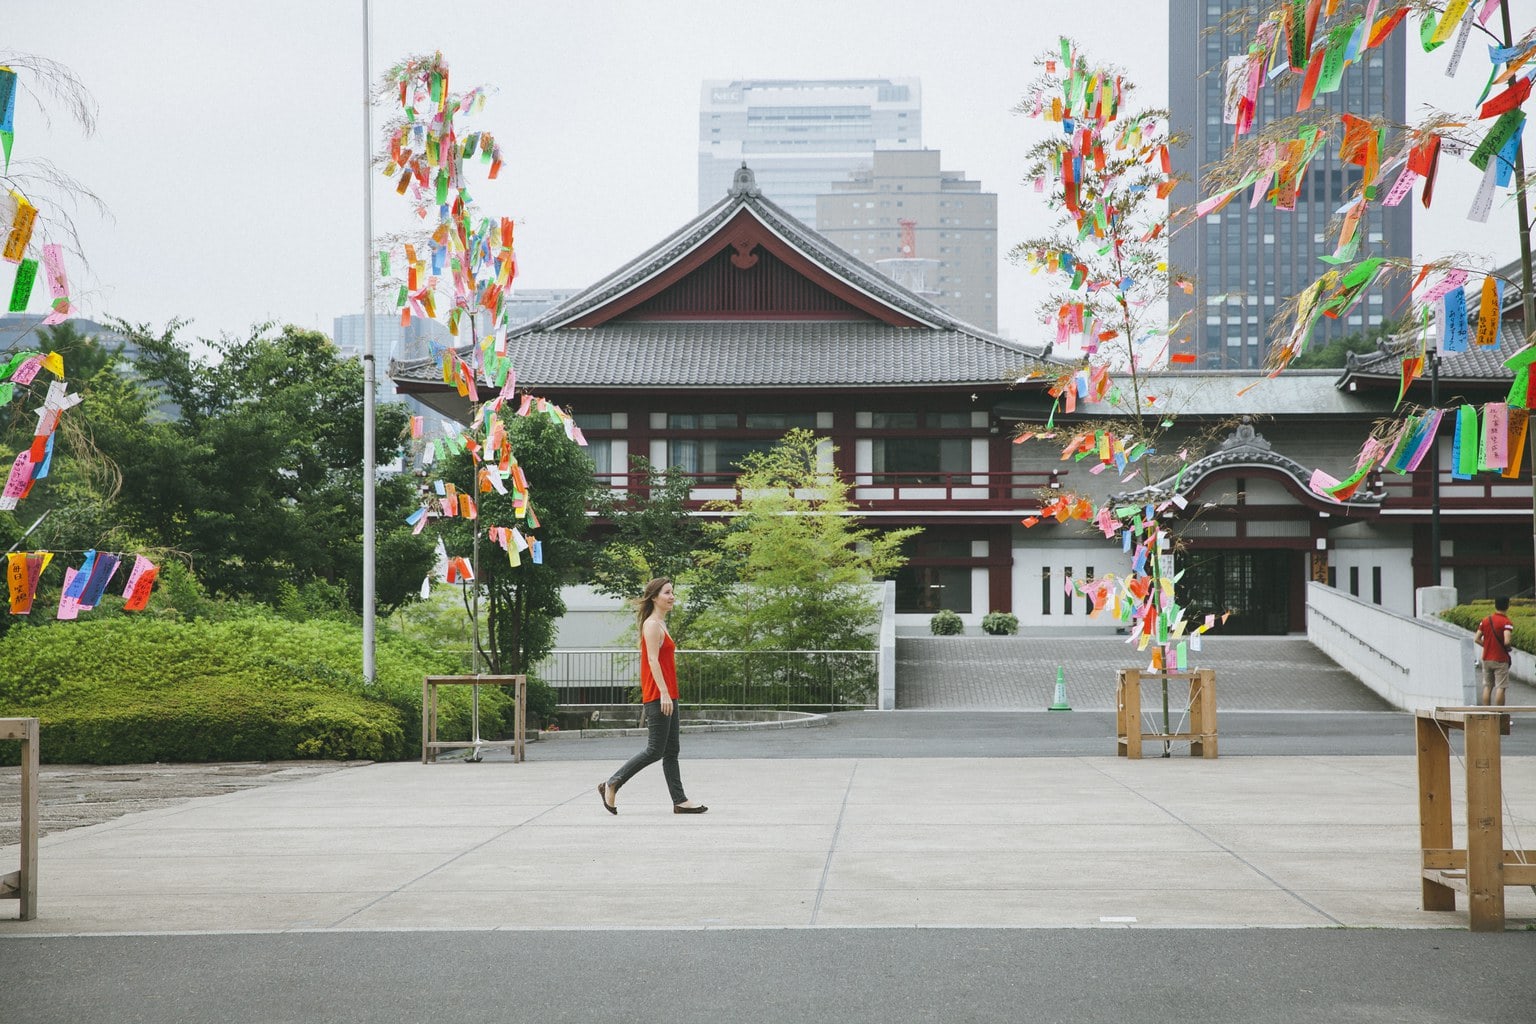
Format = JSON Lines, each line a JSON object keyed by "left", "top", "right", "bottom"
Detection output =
{"left": 0, "top": 449, "right": 33, "bottom": 509}
{"left": 56, "top": 567, "right": 80, "bottom": 620}
{"left": 1483, "top": 402, "right": 1510, "bottom": 468}
{"left": 1405, "top": 410, "right": 1445, "bottom": 472}
{"left": 1382, "top": 165, "right": 1418, "bottom": 207}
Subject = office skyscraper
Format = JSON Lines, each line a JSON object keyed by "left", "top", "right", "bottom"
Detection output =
{"left": 817, "top": 150, "right": 998, "bottom": 332}
{"left": 698, "top": 78, "right": 922, "bottom": 223}
{"left": 1168, "top": 1, "right": 1411, "bottom": 369}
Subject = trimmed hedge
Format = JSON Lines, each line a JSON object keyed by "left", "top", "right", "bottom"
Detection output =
{"left": 1440, "top": 598, "right": 1534, "bottom": 654}
{"left": 0, "top": 616, "right": 504, "bottom": 764}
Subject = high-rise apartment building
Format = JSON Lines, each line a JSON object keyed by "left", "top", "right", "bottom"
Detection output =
{"left": 1168, "top": 1, "right": 1410, "bottom": 369}
{"left": 817, "top": 150, "right": 998, "bottom": 332}
{"left": 698, "top": 78, "right": 922, "bottom": 223}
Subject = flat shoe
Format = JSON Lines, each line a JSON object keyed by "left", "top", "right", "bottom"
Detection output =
{"left": 597, "top": 783, "right": 617, "bottom": 815}
{"left": 673, "top": 803, "right": 708, "bottom": 814}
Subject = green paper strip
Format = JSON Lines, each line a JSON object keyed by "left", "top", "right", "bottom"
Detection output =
{"left": 1420, "top": 12, "right": 1444, "bottom": 52}
{"left": 1508, "top": 367, "right": 1530, "bottom": 410}
{"left": 1477, "top": 406, "right": 1493, "bottom": 473}
{"left": 8, "top": 257, "right": 36, "bottom": 312}
{"left": 1316, "top": 22, "right": 1357, "bottom": 95}
{"left": 1384, "top": 416, "right": 1418, "bottom": 472}
{"left": 1290, "top": 0, "right": 1309, "bottom": 68}
{"left": 1327, "top": 460, "right": 1373, "bottom": 497}
{"left": 1341, "top": 256, "right": 1386, "bottom": 289}
{"left": 1505, "top": 342, "right": 1536, "bottom": 370}
{"left": 0, "top": 382, "right": 13, "bottom": 407}
{"left": 1456, "top": 405, "right": 1479, "bottom": 477}
{"left": 1471, "top": 110, "right": 1525, "bottom": 172}
{"left": 379, "top": 252, "right": 390, "bottom": 277}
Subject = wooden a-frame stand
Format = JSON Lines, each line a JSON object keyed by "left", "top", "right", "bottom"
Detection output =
{"left": 1115, "top": 669, "right": 1217, "bottom": 759}
{"left": 1416, "top": 706, "right": 1536, "bottom": 931}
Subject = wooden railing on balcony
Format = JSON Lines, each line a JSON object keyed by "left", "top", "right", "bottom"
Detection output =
{"left": 591, "top": 469, "right": 1065, "bottom": 512}
{"left": 1377, "top": 470, "right": 1532, "bottom": 512}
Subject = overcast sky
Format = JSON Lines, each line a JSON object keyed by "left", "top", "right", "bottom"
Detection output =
{"left": 5, "top": 0, "right": 1531, "bottom": 349}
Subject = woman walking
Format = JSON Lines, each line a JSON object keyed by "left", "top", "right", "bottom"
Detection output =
{"left": 598, "top": 578, "right": 708, "bottom": 815}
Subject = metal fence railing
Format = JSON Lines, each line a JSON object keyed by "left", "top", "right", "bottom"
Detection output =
{"left": 534, "top": 648, "right": 879, "bottom": 711}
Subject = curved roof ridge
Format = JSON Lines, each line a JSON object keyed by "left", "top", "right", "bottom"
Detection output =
{"left": 1339, "top": 323, "right": 1526, "bottom": 385}
{"left": 1112, "top": 422, "right": 1383, "bottom": 511}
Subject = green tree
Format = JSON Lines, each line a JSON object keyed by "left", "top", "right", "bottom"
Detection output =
{"left": 437, "top": 412, "right": 594, "bottom": 675}
{"left": 680, "top": 429, "right": 917, "bottom": 652}
{"left": 1287, "top": 324, "right": 1395, "bottom": 369}
{"left": 588, "top": 455, "right": 707, "bottom": 600}
{"left": 37, "top": 322, "right": 120, "bottom": 381}
{"left": 102, "top": 320, "right": 433, "bottom": 610}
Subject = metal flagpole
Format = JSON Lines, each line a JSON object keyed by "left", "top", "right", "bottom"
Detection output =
{"left": 1500, "top": 0, "right": 1536, "bottom": 597}
{"left": 361, "top": 0, "right": 377, "bottom": 683}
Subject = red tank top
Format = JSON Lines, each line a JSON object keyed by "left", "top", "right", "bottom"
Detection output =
{"left": 640, "top": 629, "right": 677, "bottom": 703}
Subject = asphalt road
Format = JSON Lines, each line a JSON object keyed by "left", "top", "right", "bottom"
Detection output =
{"left": 4, "top": 929, "right": 1533, "bottom": 1024}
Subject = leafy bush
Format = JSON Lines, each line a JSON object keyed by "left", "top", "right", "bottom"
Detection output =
{"left": 929, "top": 609, "right": 964, "bottom": 636}
{"left": 1440, "top": 598, "right": 1534, "bottom": 654}
{"left": 0, "top": 615, "right": 506, "bottom": 764}
{"left": 981, "top": 611, "right": 1019, "bottom": 636}
{"left": 529, "top": 678, "right": 560, "bottom": 724}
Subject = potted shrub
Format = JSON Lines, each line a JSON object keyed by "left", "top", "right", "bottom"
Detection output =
{"left": 929, "top": 609, "right": 964, "bottom": 635}
{"left": 981, "top": 611, "right": 1018, "bottom": 636}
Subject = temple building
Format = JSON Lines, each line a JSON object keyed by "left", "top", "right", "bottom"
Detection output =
{"left": 393, "top": 166, "right": 1531, "bottom": 634}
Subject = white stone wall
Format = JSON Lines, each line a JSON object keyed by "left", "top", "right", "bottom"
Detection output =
{"left": 1306, "top": 581, "right": 1475, "bottom": 710}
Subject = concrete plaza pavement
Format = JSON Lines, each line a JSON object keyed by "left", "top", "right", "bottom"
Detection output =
{"left": 5, "top": 707, "right": 1536, "bottom": 1024}
{"left": 4, "top": 741, "right": 1535, "bottom": 934}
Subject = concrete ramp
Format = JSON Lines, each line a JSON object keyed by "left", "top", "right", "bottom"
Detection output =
{"left": 896, "top": 635, "right": 1395, "bottom": 711}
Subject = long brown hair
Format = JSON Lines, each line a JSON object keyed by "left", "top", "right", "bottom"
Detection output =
{"left": 636, "top": 577, "right": 673, "bottom": 630}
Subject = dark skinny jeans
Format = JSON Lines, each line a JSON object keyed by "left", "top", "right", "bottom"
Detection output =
{"left": 607, "top": 700, "right": 687, "bottom": 804}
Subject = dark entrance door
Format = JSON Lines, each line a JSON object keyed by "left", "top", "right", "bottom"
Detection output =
{"left": 1177, "top": 549, "right": 1293, "bottom": 635}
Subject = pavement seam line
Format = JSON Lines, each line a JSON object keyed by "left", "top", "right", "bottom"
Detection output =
{"left": 318, "top": 785, "right": 589, "bottom": 930}
{"left": 809, "top": 760, "right": 857, "bottom": 926}
{"left": 1082, "top": 758, "right": 1348, "bottom": 927}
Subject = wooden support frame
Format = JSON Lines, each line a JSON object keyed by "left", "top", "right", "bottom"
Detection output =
{"left": 1416, "top": 706, "right": 1536, "bottom": 931}
{"left": 1115, "top": 669, "right": 1217, "bottom": 759}
{"left": 421, "top": 675, "right": 527, "bottom": 765}
{"left": 1, "top": 717, "right": 38, "bottom": 920}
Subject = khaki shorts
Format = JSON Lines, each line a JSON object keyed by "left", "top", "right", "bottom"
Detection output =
{"left": 1478, "top": 659, "right": 1511, "bottom": 696}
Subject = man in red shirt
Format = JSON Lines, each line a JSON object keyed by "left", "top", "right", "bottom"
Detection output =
{"left": 1474, "top": 596, "right": 1516, "bottom": 706}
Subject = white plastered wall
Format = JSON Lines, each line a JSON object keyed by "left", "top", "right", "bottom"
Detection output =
{"left": 1011, "top": 525, "right": 1133, "bottom": 631}
{"left": 1327, "top": 520, "right": 1416, "bottom": 617}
